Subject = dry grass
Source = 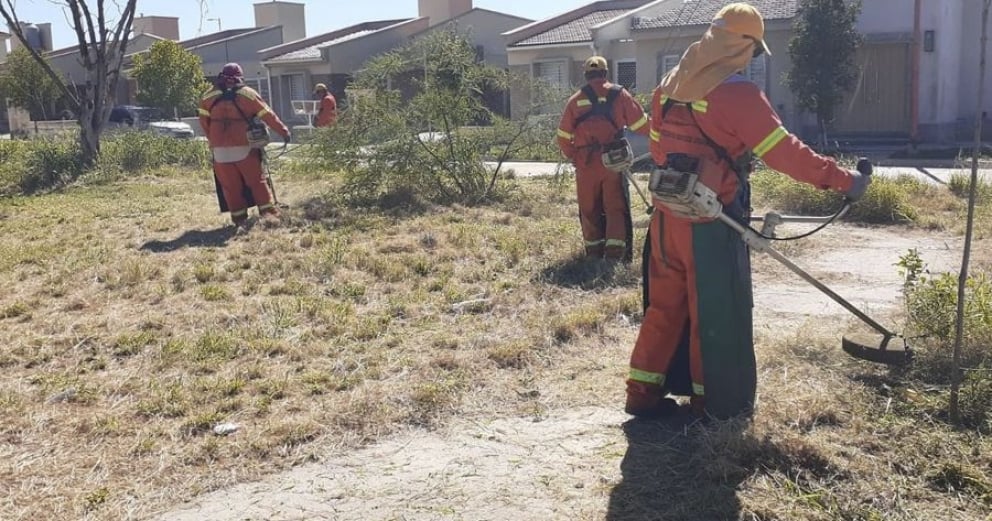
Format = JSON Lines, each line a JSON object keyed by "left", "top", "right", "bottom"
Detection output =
{"left": 1, "top": 170, "right": 990, "bottom": 520}
{"left": 0, "top": 172, "right": 642, "bottom": 519}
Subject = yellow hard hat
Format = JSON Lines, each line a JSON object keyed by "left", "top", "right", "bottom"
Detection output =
{"left": 313, "top": 83, "right": 328, "bottom": 93}
{"left": 583, "top": 56, "right": 608, "bottom": 73}
{"left": 712, "top": 3, "right": 772, "bottom": 56}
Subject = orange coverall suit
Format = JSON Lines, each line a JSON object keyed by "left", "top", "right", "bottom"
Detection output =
{"left": 628, "top": 75, "right": 857, "bottom": 419}
{"left": 316, "top": 93, "right": 338, "bottom": 128}
{"left": 198, "top": 86, "right": 290, "bottom": 223}
{"left": 557, "top": 79, "right": 650, "bottom": 259}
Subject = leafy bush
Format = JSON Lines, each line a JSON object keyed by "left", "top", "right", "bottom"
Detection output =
{"left": 899, "top": 251, "right": 992, "bottom": 429}
{"left": 751, "top": 169, "right": 918, "bottom": 223}
{"left": 99, "top": 132, "right": 209, "bottom": 173}
{"left": 0, "top": 137, "right": 83, "bottom": 194}
{"left": 299, "top": 28, "right": 565, "bottom": 207}
{"left": 0, "top": 132, "right": 209, "bottom": 196}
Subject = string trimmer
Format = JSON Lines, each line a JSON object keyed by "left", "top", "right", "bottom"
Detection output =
{"left": 647, "top": 157, "right": 912, "bottom": 366}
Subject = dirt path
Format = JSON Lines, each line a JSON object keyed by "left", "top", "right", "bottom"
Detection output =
{"left": 151, "top": 226, "right": 963, "bottom": 521}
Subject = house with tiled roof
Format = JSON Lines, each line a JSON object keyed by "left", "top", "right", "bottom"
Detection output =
{"left": 502, "top": 1, "right": 653, "bottom": 119}
{"left": 260, "top": 0, "right": 532, "bottom": 125}
{"left": 508, "top": 0, "right": 992, "bottom": 143}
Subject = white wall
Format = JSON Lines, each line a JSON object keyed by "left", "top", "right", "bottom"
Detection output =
{"left": 857, "top": 0, "right": 914, "bottom": 33}
{"left": 957, "top": 0, "right": 992, "bottom": 123}
{"left": 917, "top": 0, "right": 962, "bottom": 131}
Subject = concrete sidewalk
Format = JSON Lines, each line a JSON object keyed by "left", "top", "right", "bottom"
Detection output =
{"left": 484, "top": 160, "right": 992, "bottom": 185}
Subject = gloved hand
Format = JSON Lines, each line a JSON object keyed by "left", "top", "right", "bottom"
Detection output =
{"left": 283, "top": 133, "right": 292, "bottom": 146}
{"left": 845, "top": 170, "right": 872, "bottom": 201}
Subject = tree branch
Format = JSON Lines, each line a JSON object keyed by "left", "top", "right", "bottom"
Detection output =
{"left": 0, "top": 1, "right": 80, "bottom": 108}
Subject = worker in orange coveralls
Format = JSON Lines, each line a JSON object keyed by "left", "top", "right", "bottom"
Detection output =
{"left": 198, "top": 63, "right": 291, "bottom": 232}
{"left": 314, "top": 83, "right": 338, "bottom": 128}
{"left": 626, "top": 3, "right": 872, "bottom": 420}
{"left": 557, "top": 56, "right": 651, "bottom": 262}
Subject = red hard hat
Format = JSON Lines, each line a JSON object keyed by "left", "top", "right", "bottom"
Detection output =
{"left": 221, "top": 63, "right": 244, "bottom": 79}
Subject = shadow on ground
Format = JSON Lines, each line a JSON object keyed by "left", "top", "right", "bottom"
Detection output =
{"left": 539, "top": 252, "right": 639, "bottom": 290}
{"left": 607, "top": 417, "right": 839, "bottom": 521}
{"left": 139, "top": 226, "right": 237, "bottom": 252}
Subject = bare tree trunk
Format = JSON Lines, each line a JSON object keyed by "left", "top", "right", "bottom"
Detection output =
{"left": 950, "top": 0, "right": 991, "bottom": 424}
{"left": 0, "top": 0, "right": 137, "bottom": 167}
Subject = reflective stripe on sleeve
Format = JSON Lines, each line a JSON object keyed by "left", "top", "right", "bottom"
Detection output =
{"left": 691, "top": 100, "right": 708, "bottom": 113}
{"left": 650, "top": 129, "right": 661, "bottom": 142}
{"left": 197, "top": 108, "right": 211, "bottom": 117}
{"left": 753, "top": 126, "right": 789, "bottom": 157}
{"left": 557, "top": 128, "right": 574, "bottom": 140}
{"left": 257, "top": 108, "right": 271, "bottom": 118}
{"left": 201, "top": 90, "right": 221, "bottom": 100}
{"left": 628, "top": 114, "right": 648, "bottom": 131}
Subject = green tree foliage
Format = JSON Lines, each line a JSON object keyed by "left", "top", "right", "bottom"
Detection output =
{"left": 303, "top": 28, "right": 563, "bottom": 206}
{"left": 0, "top": 48, "right": 65, "bottom": 120}
{"left": 131, "top": 40, "right": 210, "bottom": 117}
{"left": 786, "top": 0, "right": 863, "bottom": 148}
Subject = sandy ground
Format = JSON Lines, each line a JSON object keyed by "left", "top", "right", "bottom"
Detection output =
{"left": 151, "top": 225, "right": 962, "bottom": 521}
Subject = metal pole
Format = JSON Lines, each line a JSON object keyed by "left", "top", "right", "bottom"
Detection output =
{"left": 951, "top": 0, "right": 990, "bottom": 424}
{"left": 718, "top": 212, "right": 896, "bottom": 339}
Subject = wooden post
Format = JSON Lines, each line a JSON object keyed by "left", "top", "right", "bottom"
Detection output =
{"left": 950, "top": 0, "right": 991, "bottom": 424}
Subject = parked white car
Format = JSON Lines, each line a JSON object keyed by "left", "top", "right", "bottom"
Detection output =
{"left": 109, "top": 105, "right": 195, "bottom": 139}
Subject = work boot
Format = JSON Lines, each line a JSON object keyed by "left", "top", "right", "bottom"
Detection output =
{"left": 232, "top": 214, "right": 250, "bottom": 235}
{"left": 259, "top": 205, "right": 282, "bottom": 228}
{"left": 625, "top": 381, "right": 679, "bottom": 418}
{"left": 604, "top": 245, "right": 626, "bottom": 261}
{"left": 625, "top": 396, "right": 679, "bottom": 419}
{"left": 585, "top": 241, "right": 605, "bottom": 258}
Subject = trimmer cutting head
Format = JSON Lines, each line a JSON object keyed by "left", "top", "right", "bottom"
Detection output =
{"left": 842, "top": 335, "right": 913, "bottom": 366}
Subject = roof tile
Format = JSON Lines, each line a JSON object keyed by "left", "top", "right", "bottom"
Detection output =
{"left": 632, "top": 0, "right": 798, "bottom": 30}
{"left": 511, "top": 9, "right": 633, "bottom": 47}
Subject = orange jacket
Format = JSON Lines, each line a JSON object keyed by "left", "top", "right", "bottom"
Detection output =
{"left": 557, "top": 79, "right": 650, "bottom": 161}
{"left": 316, "top": 93, "right": 337, "bottom": 127}
{"left": 649, "top": 74, "right": 854, "bottom": 208}
{"left": 198, "top": 86, "right": 289, "bottom": 148}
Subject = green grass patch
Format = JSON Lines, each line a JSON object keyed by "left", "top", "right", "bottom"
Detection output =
{"left": 751, "top": 169, "right": 921, "bottom": 224}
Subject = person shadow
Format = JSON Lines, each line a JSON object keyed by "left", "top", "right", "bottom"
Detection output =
{"left": 606, "top": 417, "right": 746, "bottom": 521}
{"left": 607, "top": 414, "right": 835, "bottom": 521}
{"left": 139, "top": 226, "right": 237, "bottom": 253}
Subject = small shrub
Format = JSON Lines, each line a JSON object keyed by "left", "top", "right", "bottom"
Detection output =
{"left": 0, "top": 137, "right": 84, "bottom": 194}
{"left": 751, "top": 170, "right": 916, "bottom": 224}
{"left": 99, "top": 132, "right": 209, "bottom": 173}
{"left": 947, "top": 173, "right": 992, "bottom": 203}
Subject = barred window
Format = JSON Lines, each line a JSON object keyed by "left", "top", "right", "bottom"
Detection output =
{"left": 616, "top": 60, "right": 637, "bottom": 92}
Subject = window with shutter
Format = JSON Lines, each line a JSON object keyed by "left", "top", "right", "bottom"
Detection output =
{"left": 534, "top": 60, "right": 568, "bottom": 89}
{"left": 658, "top": 54, "right": 681, "bottom": 82}
{"left": 616, "top": 60, "right": 637, "bottom": 92}
{"left": 287, "top": 73, "right": 306, "bottom": 103}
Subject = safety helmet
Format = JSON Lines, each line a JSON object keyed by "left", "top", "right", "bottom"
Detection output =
{"left": 602, "top": 138, "right": 634, "bottom": 173}
{"left": 313, "top": 83, "right": 328, "bottom": 94}
{"left": 221, "top": 63, "right": 244, "bottom": 79}
{"left": 583, "top": 56, "right": 608, "bottom": 73}
{"left": 713, "top": 3, "right": 772, "bottom": 56}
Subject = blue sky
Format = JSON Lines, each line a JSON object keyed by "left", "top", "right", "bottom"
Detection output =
{"left": 9, "top": 0, "right": 589, "bottom": 50}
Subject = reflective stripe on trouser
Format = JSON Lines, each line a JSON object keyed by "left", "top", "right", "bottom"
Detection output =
{"left": 213, "top": 150, "right": 274, "bottom": 220}
{"left": 627, "top": 211, "right": 756, "bottom": 419}
{"left": 575, "top": 161, "right": 628, "bottom": 257}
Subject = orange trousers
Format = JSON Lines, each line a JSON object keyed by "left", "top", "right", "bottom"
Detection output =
{"left": 576, "top": 160, "right": 628, "bottom": 259}
{"left": 627, "top": 211, "right": 756, "bottom": 419}
{"left": 214, "top": 151, "right": 276, "bottom": 223}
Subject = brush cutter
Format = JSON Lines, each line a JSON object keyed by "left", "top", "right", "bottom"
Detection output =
{"left": 622, "top": 153, "right": 655, "bottom": 215}
{"left": 648, "top": 157, "right": 912, "bottom": 366}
